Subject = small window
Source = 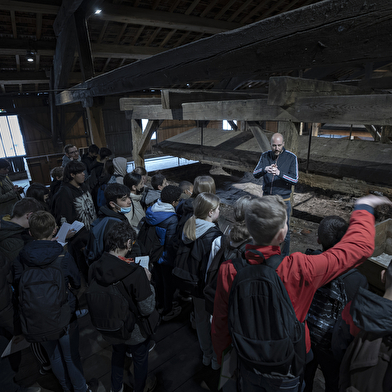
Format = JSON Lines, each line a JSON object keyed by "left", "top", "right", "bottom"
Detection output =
{"left": 142, "top": 119, "right": 156, "bottom": 140}
{"left": 0, "top": 115, "right": 26, "bottom": 158}
{"left": 223, "top": 120, "right": 237, "bottom": 130}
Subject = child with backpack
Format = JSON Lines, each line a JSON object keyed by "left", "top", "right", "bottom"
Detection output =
{"left": 142, "top": 173, "right": 167, "bottom": 209}
{"left": 212, "top": 194, "right": 391, "bottom": 392}
{"left": 173, "top": 192, "right": 223, "bottom": 370}
{"left": 13, "top": 211, "right": 97, "bottom": 392}
{"left": 87, "top": 221, "right": 159, "bottom": 392}
{"left": 140, "top": 185, "right": 182, "bottom": 321}
{"left": 304, "top": 216, "right": 368, "bottom": 392}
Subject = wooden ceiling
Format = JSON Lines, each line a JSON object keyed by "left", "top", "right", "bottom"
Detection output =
{"left": 1, "top": 0, "right": 392, "bottom": 101}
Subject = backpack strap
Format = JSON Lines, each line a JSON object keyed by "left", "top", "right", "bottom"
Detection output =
{"left": 246, "top": 249, "right": 285, "bottom": 271}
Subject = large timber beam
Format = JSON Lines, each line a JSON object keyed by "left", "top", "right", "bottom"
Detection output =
{"left": 161, "top": 89, "right": 266, "bottom": 109}
{"left": 95, "top": 3, "right": 242, "bottom": 34}
{"left": 0, "top": 1, "right": 59, "bottom": 14}
{"left": 56, "top": 0, "right": 392, "bottom": 105}
{"left": 268, "top": 77, "right": 366, "bottom": 106}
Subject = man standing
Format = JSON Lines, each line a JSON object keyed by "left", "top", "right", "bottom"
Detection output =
{"left": 62, "top": 144, "right": 81, "bottom": 168}
{"left": 253, "top": 133, "right": 298, "bottom": 256}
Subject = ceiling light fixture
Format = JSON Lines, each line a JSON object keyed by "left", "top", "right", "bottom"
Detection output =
{"left": 95, "top": 9, "right": 102, "bottom": 14}
{"left": 26, "top": 50, "right": 35, "bottom": 62}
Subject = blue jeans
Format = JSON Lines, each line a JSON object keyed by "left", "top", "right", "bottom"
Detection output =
{"left": 41, "top": 320, "right": 86, "bottom": 392}
{"left": 239, "top": 362, "right": 302, "bottom": 392}
{"left": 281, "top": 200, "right": 291, "bottom": 257}
{"left": 111, "top": 337, "right": 150, "bottom": 392}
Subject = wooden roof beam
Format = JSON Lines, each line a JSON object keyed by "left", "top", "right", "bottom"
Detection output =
{"left": 0, "top": 1, "right": 59, "bottom": 14}
{"left": 56, "top": 0, "right": 392, "bottom": 105}
{"left": 268, "top": 76, "right": 366, "bottom": 106}
{"left": 94, "top": 3, "right": 242, "bottom": 34}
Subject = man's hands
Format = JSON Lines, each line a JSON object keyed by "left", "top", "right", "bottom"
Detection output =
{"left": 356, "top": 195, "right": 392, "bottom": 208}
{"left": 265, "top": 164, "right": 280, "bottom": 176}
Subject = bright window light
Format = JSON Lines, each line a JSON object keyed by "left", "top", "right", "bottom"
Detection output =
{"left": 0, "top": 115, "right": 26, "bottom": 158}
{"left": 223, "top": 120, "right": 237, "bottom": 130}
{"left": 142, "top": 119, "right": 156, "bottom": 140}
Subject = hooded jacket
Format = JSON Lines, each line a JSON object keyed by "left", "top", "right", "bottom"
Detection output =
{"left": 0, "top": 215, "right": 32, "bottom": 262}
{"left": 13, "top": 240, "right": 80, "bottom": 316}
{"left": 339, "top": 288, "right": 392, "bottom": 392}
{"left": 143, "top": 188, "right": 161, "bottom": 208}
{"left": 145, "top": 200, "right": 178, "bottom": 265}
{"left": 253, "top": 148, "right": 298, "bottom": 199}
{"left": 113, "top": 157, "right": 127, "bottom": 184}
{"left": 52, "top": 182, "right": 97, "bottom": 230}
{"left": 88, "top": 252, "right": 156, "bottom": 345}
{"left": 126, "top": 192, "right": 145, "bottom": 232}
{"left": 0, "top": 175, "right": 21, "bottom": 216}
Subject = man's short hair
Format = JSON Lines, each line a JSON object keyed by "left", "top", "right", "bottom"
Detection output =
{"left": 105, "top": 221, "right": 136, "bottom": 252}
{"left": 50, "top": 166, "right": 63, "bottom": 180}
{"left": 11, "top": 197, "right": 42, "bottom": 219}
{"left": 88, "top": 144, "right": 99, "bottom": 154}
{"left": 151, "top": 173, "right": 166, "bottom": 190}
{"left": 124, "top": 172, "right": 142, "bottom": 190}
{"left": 318, "top": 216, "right": 348, "bottom": 251}
{"left": 245, "top": 195, "right": 287, "bottom": 246}
{"left": 0, "top": 158, "right": 11, "bottom": 170}
{"left": 104, "top": 183, "right": 130, "bottom": 207}
{"left": 63, "top": 161, "right": 86, "bottom": 182}
{"left": 99, "top": 147, "right": 112, "bottom": 160}
{"left": 64, "top": 144, "right": 74, "bottom": 154}
{"left": 29, "top": 211, "right": 56, "bottom": 239}
{"left": 161, "top": 185, "right": 182, "bottom": 204}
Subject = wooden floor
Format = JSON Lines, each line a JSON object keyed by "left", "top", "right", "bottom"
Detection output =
{"left": 14, "top": 295, "right": 222, "bottom": 392}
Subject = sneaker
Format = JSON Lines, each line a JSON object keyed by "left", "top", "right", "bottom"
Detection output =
{"left": 76, "top": 309, "right": 89, "bottom": 318}
{"left": 39, "top": 364, "right": 51, "bottom": 375}
{"left": 212, "top": 358, "right": 221, "bottom": 370}
{"left": 144, "top": 374, "right": 157, "bottom": 392}
{"left": 126, "top": 340, "right": 156, "bottom": 358}
{"left": 202, "top": 355, "right": 212, "bottom": 366}
{"left": 87, "top": 378, "right": 99, "bottom": 392}
{"left": 162, "top": 306, "right": 182, "bottom": 321}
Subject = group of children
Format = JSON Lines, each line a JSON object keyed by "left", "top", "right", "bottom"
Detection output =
{"left": 1, "top": 145, "right": 392, "bottom": 392}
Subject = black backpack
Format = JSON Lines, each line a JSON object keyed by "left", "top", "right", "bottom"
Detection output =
{"left": 306, "top": 276, "right": 349, "bottom": 351}
{"left": 84, "top": 216, "right": 121, "bottom": 265}
{"left": 172, "top": 226, "right": 221, "bottom": 297}
{"left": 86, "top": 277, "right": 136, "bottom": 340}
{"left": 203, "top": 238, "right": 251, "bottom": 315}
{"left": 19, "top": 251, "right": 71, "bottom": 343}
{"left": 228, "top": 250, "right": 306, "bottom": 377}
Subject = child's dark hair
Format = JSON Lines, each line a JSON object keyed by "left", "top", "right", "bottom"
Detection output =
{"left": 318, "top": 216, "right": 348, "bottom": 251}
{"left": 26, "top": 183, "right": 49, "bottom": 203}
{"left": 11, "top": 197, "right": 42, "bottom": 218}
{"left": 161, "top": 185, "right": 182, "bottom": 204}
{"left": 29, "top": 211, "right": 56, "bottom": 239}
{"left": 105, "top": 221, "right": 136, "bottom": 252}
{"left": 134, "top": 166, "right": 147, "bottom": 176}
{"left": 151, "top": 173, "right": 165, "bottom": 190}
{"left": 104, "top": 159, "right": 114, "bottom": 176}
{"left": 88, "top": 144, "right": 99, "bottom": 154}
{"left": 104, "top": 183, "right": 130, "bottom": 206}
{"left": 63, "top": 161, "right": 86, "bottom": 182}
{"left": 99, "top": 147, "right": 112, "bottom": 160}
{"left": 179, "top": 181, "right": 193, "bottom": 193}
{"left": 124, "top": 172, "right": 142, "bottom": 190}
{"left": 0, "top": 158, "right": 11, "bottom": 170}
{"left": 50, "top": 166, "right": 63, "bottom": 180}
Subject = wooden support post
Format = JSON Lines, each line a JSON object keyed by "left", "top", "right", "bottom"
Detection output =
{"left": 131, "top": 119, "right": 144, "bottom": 168}
{"left": 277, "top": 121, "right": 300, "bottom": 156}
{"left": 85, "top": 106, "right": 106, "bottom": 147}
{"left": 247, "top": 121, "right": 270, "bottom": 152}
{"left": 311, "top": 123, "right": 320, "bottom": 137}
{"left": 381, "top": 125, "right": 392, "bottom": 144}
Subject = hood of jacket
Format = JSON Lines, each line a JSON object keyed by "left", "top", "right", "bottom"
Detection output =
{"left": 182, "top": 218, "right": 217, "bottom": 244}
{"left": 0, "top": 216, "right": 26, "bottom": 242}
{"left": 145, "top": 189, "right": 161, "bottom": 206}
{"left": 19, "top": 240, "right": 64, "bottom": 267}
{"left": 97, "top": 205, "right": 127, "bottom": 222}
{"left": 113, "top": 157, "right": 127, "bottom": 178}
{"left": 91, "top": 252, "right": 140, "bottom": 285}
{"left": 351, "top": 286, "right": 392, "bottom": 336}
{"left": 145, "top": 203, "right": 175, "bottom": 226}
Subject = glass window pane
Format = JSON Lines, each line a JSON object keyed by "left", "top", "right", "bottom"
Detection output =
{"left": 8, "top": 116, "right": 26, "bottom": 156}
{"left": 0, "top": 117, "right": 14, "bottom": 157}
